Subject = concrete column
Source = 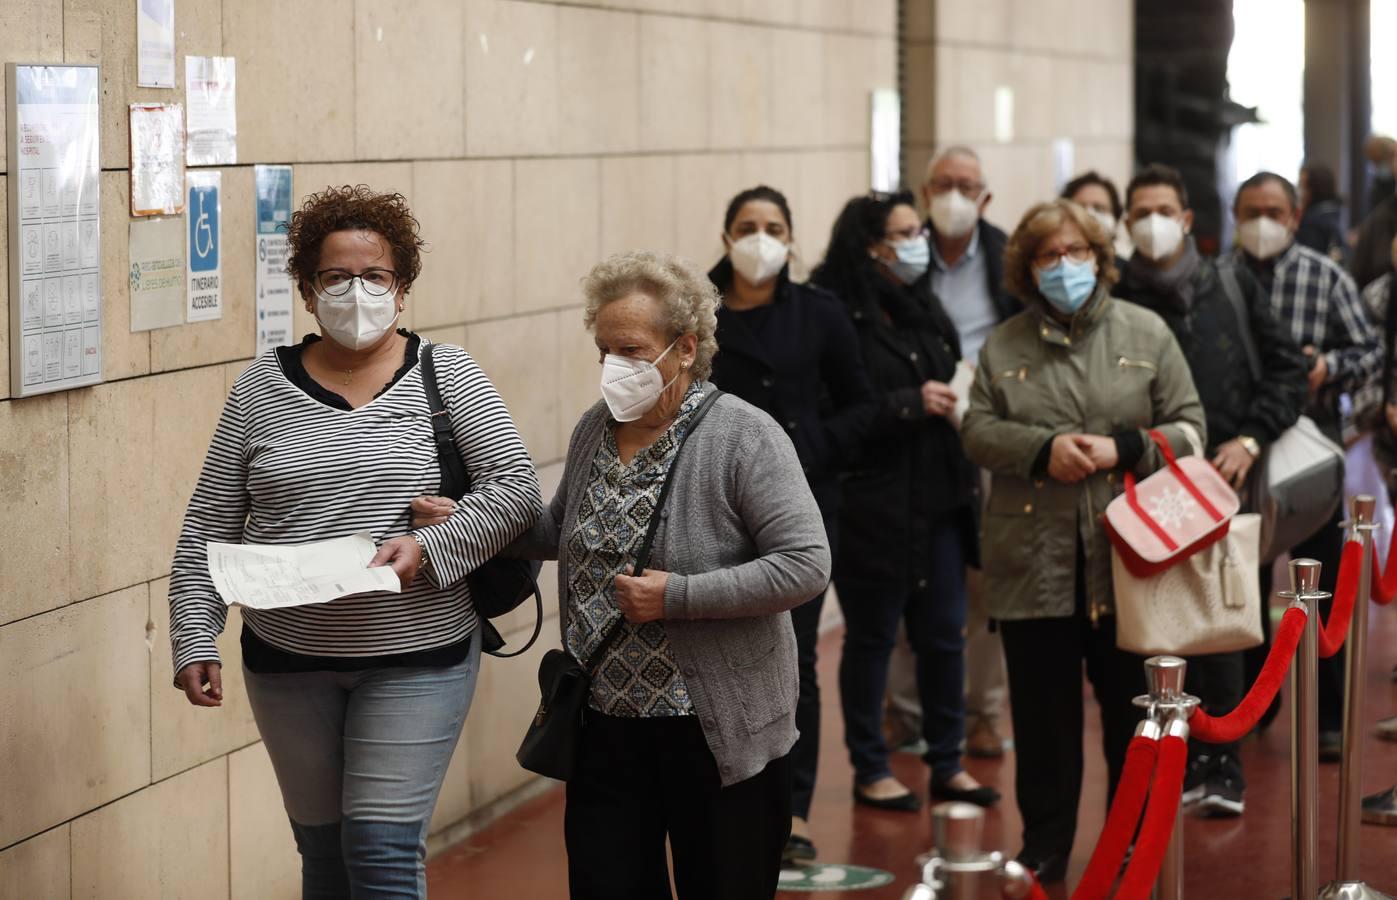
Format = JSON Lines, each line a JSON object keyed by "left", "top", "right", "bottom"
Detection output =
{"left": 1303, "top": 0, "right": 1371, "bottom": 214}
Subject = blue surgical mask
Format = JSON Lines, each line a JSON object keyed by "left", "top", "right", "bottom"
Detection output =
{"left": 1035, "top": 258, "right": 1098, "bottom": 314}
{"left": 886, "top": 236, "right": 930, "bottom": 284}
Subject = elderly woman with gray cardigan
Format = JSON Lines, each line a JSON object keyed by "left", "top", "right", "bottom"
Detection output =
{"left": 517, "top": 251, "right": 830, "bottom": 899}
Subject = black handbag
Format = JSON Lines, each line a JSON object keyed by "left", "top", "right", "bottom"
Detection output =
{"left": 516, "top": 389, "right": 724, "bottom": 781}
{"left": 421, "top": 343, "right": 543, "bottom": 659}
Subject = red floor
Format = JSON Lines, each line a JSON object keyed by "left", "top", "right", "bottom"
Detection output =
{"left": 427, "top": 602, "right": 1397, "bottom": 898}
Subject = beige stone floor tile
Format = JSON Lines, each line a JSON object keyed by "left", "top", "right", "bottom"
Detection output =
{"left": 228, "top": 743, "right": 299, "bottom": 900}
{"left": 0, "top": 825, "right": 69, "bottom": 900}
{"left": 0, "top": 391, "right": 70, "bottom": 625}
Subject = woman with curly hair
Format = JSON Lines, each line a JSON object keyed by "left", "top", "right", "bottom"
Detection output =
{"left": 167, "top": 184, "right": 543, "bottom": 897}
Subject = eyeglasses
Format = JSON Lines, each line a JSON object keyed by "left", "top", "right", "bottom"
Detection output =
{"left": 1033, "top": 243, "right": 1093, "bottom": 269}
{"left": 314, "top": 267, "right": 399, "bottom": 297}
{"left": 927, "top": 178, "right": 985, "bottom": 199}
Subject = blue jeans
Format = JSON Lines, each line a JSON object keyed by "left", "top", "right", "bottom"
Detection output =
{"left": 837, "top": 520, "right": 968, "bottom": 784}
{"left": 243, "top": 630, "right": 480, "bottom": 899}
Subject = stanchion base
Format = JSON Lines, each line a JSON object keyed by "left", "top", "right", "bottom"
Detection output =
{"left": 1318, "top": 881, "right": 1394, "bottom": 900}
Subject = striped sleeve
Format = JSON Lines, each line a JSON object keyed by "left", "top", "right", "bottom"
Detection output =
{"left": 1323, "top": 268, "right": 1381, "bottom": 392}
{"left": 167, "top": 383, "right": 251, "bottom": 682}
{"left": 412, "top": 345, "right": 544, "bottom": 587}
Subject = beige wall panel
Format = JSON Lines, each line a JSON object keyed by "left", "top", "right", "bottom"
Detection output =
{"left": 419, "top": 324, "right": 469, "bottom": 348}
{"left": 639, "top": 14, "right": 710, "bottom": 153}
{"left": 940, "top": 45, "right": 1003, "bottom": 143}
{"left": 934, "top": 0, "right": 1009, "bottom": 44}
{"left": 0, "top": 826, "right": 69, "bottom": 899}
{"left": 771, "top": 28, "right": 825, "bottom": 148}
{"left": 600, "top": 155, "right": 678, "bottom": 258}
{"left": 0, "top": 584, "right": 150, "bottom": 848}
{"left": 822, "top": 34, "right": 895, "bottom": 147}
{"left": 223, "top": 0, "right": 353, "bottom": 164}
{"left": 858, "top": 0, "right": 899, "bottom": 36}
{"left": 1009, "top": 53, "right": 1057, "bottom": 144}
{"left": 467, "top": 310, "right": 561, "bottom": 465}
{"left": 228, "top": 743, "right": 299, "bottom": 900}
{"left": 736, "top": 0, "right": 799, "bottom": 26}
{"left": 68, "top": 377, "right": 160, "bottom": 600}
{"left": 673, "top": 153, "right": 740, "bottom": 268}
{"left": 150, "top": 587, "right": 261, "bottom": 781}
{"left": 0, "top": 176, "right": 8, "bottom": 399}
{"left": 223, "top": 358, "right": 254, "bottom": 393}
{"left": 0, "top": 1, "right": 67, "bottom": 173}
{"left": 149, "top": 167, "right": 256, "bottom": 372}
{"left": 554, "top": 304, "right": 598, "bottom": 441}
{"left": 708, "top": 22, "right": 772, "bottom": 151}
{"left": 512, "top": 157, "right": 600, "bottom": 314}
{"left": 411, "top": 160, "right": 514, "bottom": 328}
{"left": 977, "top": 143, "right": 1057, "bottom": 234}
{"left": 0, "top": 392, "right": 69, "bottom": 624}
{"left": 556, "top": 7, "right": 640, "bottom": 155}
{"left": 355, "top": 0, "right": 466, "bottom": 161}
{"left": 99, "top": 171, "right": 152, "bottom": 382}
{"left": 295, "top": 162, "right": 415, "bottom": 205}
{"left": 795, "top": 150, "right": 867, "bottom": 264}
{"left": 797, "top": 0, "right": 849, "bottom": 31}
{"left": 70, "top": 757, "right": 228, "bottom": 900}
{"left": 1073, "top": 140, "right": 1134, "bottom": 195}
{"left": 736, "top": 151, "right": 803, "bottom": 199}
{"left": 463, "top": 0, "right": 559, "bottom": 157}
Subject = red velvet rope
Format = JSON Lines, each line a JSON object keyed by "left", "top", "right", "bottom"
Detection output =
{"left": 1114, "top": 734, "right": 1188, "bottom": 899}
{"left": 1189, "top": 606, "right": 1308, "bottom": 744}
{"left": 1316, "top": 541, "right": 1363, "bottom": 658}
{"left": 1375, "top": 527, "right": 1397, "bottom": 605}
{"left": 1071, "top": 736, "right": 1159, "bottom": 900}
{"left": 1024, "top": 875, "right": 1050, "bottom": 900}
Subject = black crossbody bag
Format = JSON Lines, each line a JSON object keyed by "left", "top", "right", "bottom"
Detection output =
{"left": 421, "top": 344, "right": 543, "bottom": 659}
{"left": 516, "top": 389, "right": 724, "bottom": 781}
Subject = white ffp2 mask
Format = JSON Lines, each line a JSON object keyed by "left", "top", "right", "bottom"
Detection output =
{"left": 314, "top": 281, "right": 401, "bottom": 351}
{"left": 1130, "top": 213, "right": 1185, "bottom": 261}
{"left": 600, "top": 338, "right": 681, "bottom": 422}
{"left": 1237, "top": 217, "right": 1292, "bottom": 261}
{"left": 728, "top": 232, "right": 789, "bottom": 285}
{"left": 929, "top": 190, "right": 980, "bottom": 239}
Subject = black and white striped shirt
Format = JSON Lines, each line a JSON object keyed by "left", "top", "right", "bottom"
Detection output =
{"left": 168, "top": 336, "right": 543, "bottom": 680}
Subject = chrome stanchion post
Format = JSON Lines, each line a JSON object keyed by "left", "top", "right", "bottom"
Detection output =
{"left": 1131, "top": 656, "right": 1197, "bottom": 900}
{"left": 902, "top": 803, "right": 1039, "bottom": 900}
{"left": 1320, "top": 496, "right": 1393, "bottom": 900}
{"left": 1281, "top": 558, "right": 1323, "bottom": 900}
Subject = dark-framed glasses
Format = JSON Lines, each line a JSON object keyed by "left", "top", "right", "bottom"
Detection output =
{"left": 314, "top": 267, "right": 399, "bottom": 297}
{"left": 1033, "top": 243, "right": 1093, "bottom": 269}
{"left": 928, "top": 178, "right": 985, "bottom": 199}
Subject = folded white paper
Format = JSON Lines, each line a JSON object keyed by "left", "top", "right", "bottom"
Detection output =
{"left": 207, "top": 532, "right": 401, "bottom": 610}
{"left": 948, "top": 360, "right": 976, "bottom": 430}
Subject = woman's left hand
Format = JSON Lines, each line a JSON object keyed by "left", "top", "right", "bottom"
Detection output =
{"left": 370, "top": 536, "right": 423, "bottom": 589}
{"left": 614, "top": 565, "right": 670, "bottom": 624}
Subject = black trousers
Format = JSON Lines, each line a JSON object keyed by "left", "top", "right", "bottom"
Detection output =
{"left": 565, "top": 712, "right": 792, "bottom": 900}
{"left": 790, "top": 588, "right": 827, "bottom": 820}
{"left": 1184, "top": 650, "right": 1246, "bottom": 775}
{"left": 999, "top": 587, "right": 1145, "bottom": 859}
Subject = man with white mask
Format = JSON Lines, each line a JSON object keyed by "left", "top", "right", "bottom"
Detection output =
{"left": 1116, "top": 164, "right": 1307, "bottom": 817}
{"left": 1232, "top": 170, "right": 1381, "bottom": 760}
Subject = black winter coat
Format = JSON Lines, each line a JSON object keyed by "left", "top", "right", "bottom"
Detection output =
{"left": 1115, "top": 256, "right": 1308, "bottom": 452}
{"left": 707, "top": 260, "right": 876, "bottom": 518}
{"left": 1352, "top": 194, "right": 1397, "bottom": 291}
{"left": 818, "top": 264, "right": 978, "bottom": 588}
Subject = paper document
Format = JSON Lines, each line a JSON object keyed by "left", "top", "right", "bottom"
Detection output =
{"left": 207, "top": 532, "right": 401, "bottom": 610}
{"left": 948, "top": 361, "right": 976, "bottom": 430}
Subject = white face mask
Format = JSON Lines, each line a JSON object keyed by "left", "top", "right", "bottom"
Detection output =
{"left": 929, "top": 190, "right": 981, "bottom": 239}
{"left": 1089, "top": 209, "right": 1117, "bottom": 238}
{"left": 314, "top": 280, "right": 401, "bottom": 351}
{"left": 1237, "top": 216, "right": 1292, "bottom": 261}
{"left": 1130, "top": 213, "right": 1185, "bottom": 261}
{"left": 728, "top": 232, "right": 789, "bottom": 285}
{"left": 600, "top": 338, "right": 681, "bottom": 423}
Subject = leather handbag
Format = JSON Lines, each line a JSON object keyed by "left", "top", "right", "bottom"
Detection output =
{"left": 1103, "top": 430, "right": 1241, "bottom": 577}
{"left": 516, "top": 389, "right": 724, "bottom": 781}
{"left": 1113, "top": 512, "right": 1264, "bottom": 655}
{"left": 422, "top": 343, "right": 543, "bottom": 659}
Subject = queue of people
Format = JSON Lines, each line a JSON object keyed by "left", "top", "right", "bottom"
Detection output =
{"left": 166, "top": 152, "right": 1393, "bottom": 897}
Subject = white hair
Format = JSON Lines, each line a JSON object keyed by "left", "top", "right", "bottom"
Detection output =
{"left": 924, "top": 146, "right": 983, "bottom": 183}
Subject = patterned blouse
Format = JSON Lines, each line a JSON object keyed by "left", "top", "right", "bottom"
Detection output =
{"left": 564, "top": 383, "right": 705, "bottom": 717}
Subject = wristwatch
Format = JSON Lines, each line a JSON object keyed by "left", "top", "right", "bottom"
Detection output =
{"left": 1237, "top": 435, "right": 1261, "bottom": 458}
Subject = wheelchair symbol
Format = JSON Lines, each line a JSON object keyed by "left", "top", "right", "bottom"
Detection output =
{"left": 189, "top": 186, "right": 219, "bottom": 272}
{"left": 194, "top": 194, "right": 214, "bottom": 259}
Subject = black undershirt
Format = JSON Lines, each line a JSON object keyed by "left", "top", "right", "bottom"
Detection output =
{"left": 242, "top": 329, "right": 473, "bottom": 674}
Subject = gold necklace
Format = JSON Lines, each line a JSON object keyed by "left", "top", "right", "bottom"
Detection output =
{"left": 343, "top": 368, "right": 354, "bottom": 385}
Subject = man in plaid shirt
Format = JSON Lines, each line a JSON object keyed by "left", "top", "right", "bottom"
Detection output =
{"left": 1232, "top": 170, "right": 1381, "bottom": 760}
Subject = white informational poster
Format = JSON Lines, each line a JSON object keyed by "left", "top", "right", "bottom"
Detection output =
{"left": 186, "top": 169, "right": 222, "bottom": 322}
{"left": 7, "top": 64, "right": 102, "bottom": 398}
{"left": 130, "top": 103, "right": 185, "bottom": 216}
{"left": 207, "top": 532, "right": 401, "bottom": 610}
{"left": 136, "top": 0, "right": 175, "bottom": 89}
{"left": 255, "top": 165, "right": 295, "bottom": 355}
{"left": 185, "top": 56, "right": 236, "bottom": 166}
{"left": 128, "top": 216, "right": 185, "bottom": 331}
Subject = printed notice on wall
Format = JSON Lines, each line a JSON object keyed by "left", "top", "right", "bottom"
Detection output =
{"left": 186, "top": 170, "right": 223, "bottom": 322}
{"left": 130, "top": 103, "right": 185, "bottom": 216}
{"left": 185, "top": 56, "right": 236, "bottom": 166}
{"left": 129, "top": 216, "right": 185, "bottom": 331}
{"left": 255, "top": 165, "right": 295, "bottom": 355}
{"left": 136, "top": 0, "right": 175, "bottom": 89}
{"left": 6, "top": 64, "right": 103, "bottom": 398}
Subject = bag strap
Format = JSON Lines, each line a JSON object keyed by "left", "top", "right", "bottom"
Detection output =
{"left": 1123, "top": 429, "right": 1225, "bottom": 545}
{"left": 582, "top": 388, "right": 725, "bottom": 674}
{"left": 1216, "top": 263, "right": 1263, "bottom": 383}
{"left": 421, "top": 343, "right": 470, "bottom": 499}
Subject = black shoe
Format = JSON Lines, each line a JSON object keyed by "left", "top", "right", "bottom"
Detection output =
{"left": 1361, "top": 786, "right": 1397, "bottom": 826}
{"left": 1181, "top": 753, "right": 1212, "bottom": 806}
{"left": 1196, "top": 772, "right": 1245, "bottom": 818}
{"left": 1319, "top": 731, "right": 1343, "bottom": 762}
{"left": 852, "top": 785, "right": 923, "bottom": 812}
{"left": 1016, "top": 850, "right": 1069, "bottom": 884}
{"left": 783, "top": 834, "right": 817, "bottom": 863}
{"left": 930, "top": 778, "right": 1001, "bottom": 807}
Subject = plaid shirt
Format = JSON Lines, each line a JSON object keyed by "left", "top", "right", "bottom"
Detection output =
{"left": 1351, "top": 273, "right": 1394, "bottom": 427}
{"left": 1235, "top": 241, "right": 1380, "bottom": 401}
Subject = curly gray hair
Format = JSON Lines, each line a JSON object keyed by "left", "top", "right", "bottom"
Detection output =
{"left": 580, "top": 251, "right": 721, "bottom": 380}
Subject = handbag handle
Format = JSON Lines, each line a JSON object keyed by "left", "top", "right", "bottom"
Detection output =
{"left": 421, "top": 342, "right": 470, "bottom": 500}
{"left": 581, "top": 389, "right": 725, "bottom": 674}
{"left": 1122, "top": 429, "right": 1225, "bottom": 551}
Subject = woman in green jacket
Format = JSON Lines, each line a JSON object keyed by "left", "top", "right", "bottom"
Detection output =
{"left": 961, "top": 199, "right": 1206, "bottom": 883}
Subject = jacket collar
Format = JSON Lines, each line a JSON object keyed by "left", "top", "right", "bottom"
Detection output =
{"left": 1027, "top": 282, "right": 1113, "bottom": 348}
{"left": 710, "top": 257, "right": 790, "bottom": 369}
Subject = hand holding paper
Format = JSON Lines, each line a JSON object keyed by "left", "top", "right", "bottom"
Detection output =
{"left": 207, "top": 532, "right": 401, "bottom": 610}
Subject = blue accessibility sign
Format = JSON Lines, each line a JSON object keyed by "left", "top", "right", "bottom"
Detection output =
{"left": 189, "top": 181, "right": 219, "bottom": 272}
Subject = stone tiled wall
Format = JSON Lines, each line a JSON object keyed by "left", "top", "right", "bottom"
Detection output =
{"left": 903, "top": 0, "right": 1135, "bottom": 233}
{"left": 0, "top": 1, "right": 896, "bottom": 895}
